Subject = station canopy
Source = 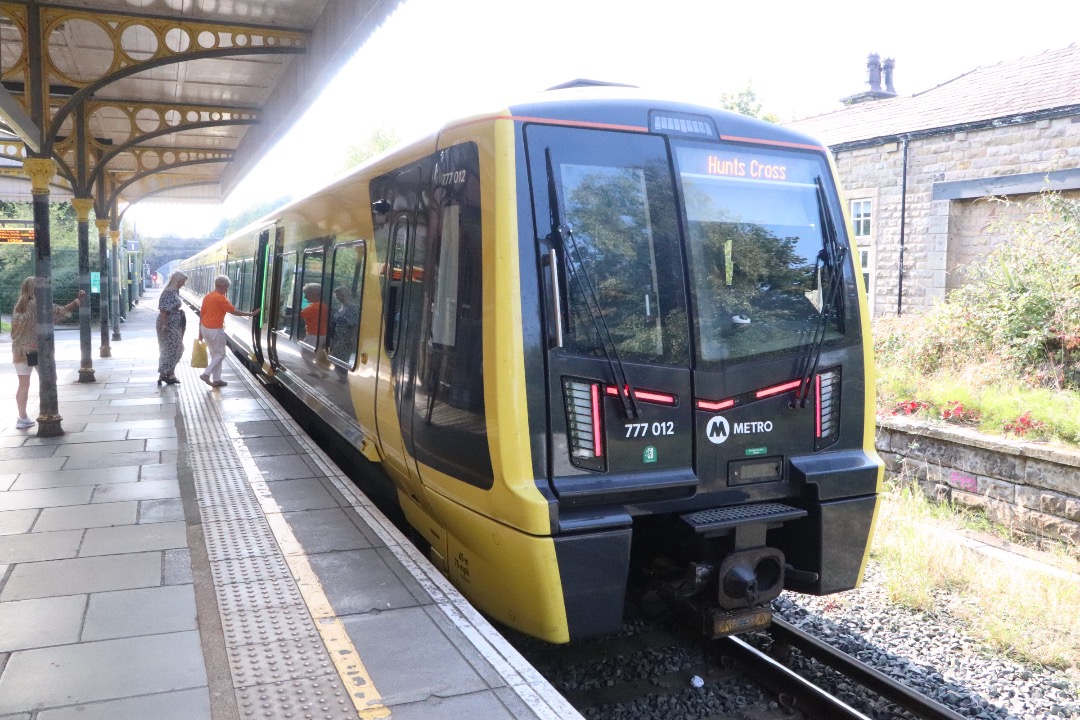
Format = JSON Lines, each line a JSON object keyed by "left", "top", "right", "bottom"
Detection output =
{"left": 0, "top": 0, "right": 402, "bottom": 207}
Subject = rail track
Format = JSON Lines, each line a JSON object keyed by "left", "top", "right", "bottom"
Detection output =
{"left": 508, "top": 610, "right": 971, "bottom": 720}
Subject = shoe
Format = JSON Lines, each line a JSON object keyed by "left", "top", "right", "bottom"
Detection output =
{"left": 199, "top": 374, "right": 211, "bottom": 386}
{"left": 210, "top": 380, "right": 228, "bottom": 387}
{"left": 157, "top": 375, "right": 164, "bottom": 387}
{"left": 15, "top": 417, "right": 35, "bottom": 429}
{"left": 164, "top": 377, "right": 180, "bottom": 385}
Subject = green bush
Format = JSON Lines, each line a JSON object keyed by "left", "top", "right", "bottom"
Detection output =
{"left": 875, "top": 190, "right": 1080, "bottom": 444}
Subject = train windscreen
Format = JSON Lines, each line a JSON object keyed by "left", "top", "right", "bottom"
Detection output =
{"left": 675, "top": 144, "right": 849, "bottom": 365}
{"left": 529, "top": 126, "right": 689, "bottom": 366}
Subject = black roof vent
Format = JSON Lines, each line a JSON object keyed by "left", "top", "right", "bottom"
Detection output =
{"left": 546, "top": 79, "right": 638, "bottom": 91}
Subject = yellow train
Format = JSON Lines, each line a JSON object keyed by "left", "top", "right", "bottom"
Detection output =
{"left": 180, "top": 82, "right": 883, "bottom": 643}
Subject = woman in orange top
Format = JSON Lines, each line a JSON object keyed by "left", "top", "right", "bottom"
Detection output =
{"left": 198, "top": 275, "right": 259, "bottom": 387}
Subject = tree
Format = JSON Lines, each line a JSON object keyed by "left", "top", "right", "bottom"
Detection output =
{"left": 720, "top": 83, "right": 780, "bottom": 124}
{"left": 342, "top": 128, "right": 401, "bottom": 172}
{"left": 206, "top": 196, "right": 292, "bottom": 239}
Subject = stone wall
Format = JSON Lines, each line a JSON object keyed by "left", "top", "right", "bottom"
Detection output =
{"left": 875, "top": 416, "right": 1080, "bottom": 544}
{"left": 834, "top": 115, "right": 1080, "bottom": 316}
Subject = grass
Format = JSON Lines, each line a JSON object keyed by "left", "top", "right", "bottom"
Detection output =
{"left": 870, "top": 479, "right": 1080, "bottom": 676}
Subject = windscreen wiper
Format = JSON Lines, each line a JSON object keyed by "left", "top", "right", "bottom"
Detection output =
{"left": 795, "top": 177, "right": 847, "bottom": 407}
{"left": 545, "top": 148, "right": 640, "bottom": 420}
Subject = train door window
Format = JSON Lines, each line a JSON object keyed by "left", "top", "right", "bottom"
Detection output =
{"left": 384, "top": 220, "right": 408, "bottom": 356}
{"left": 326, "top": 241, "right": 365, "bottom": 367}
{"left": 298, "top": 249, "right": 327, "bottom": 348}
{"left": 240, "top": 259, "right": 255, "bottom": 310}
{"left": 275, "top": 252, "right": 297, "bottom": 335}
{"left": 228, "top": 261, "right": 243, "bottom": 305}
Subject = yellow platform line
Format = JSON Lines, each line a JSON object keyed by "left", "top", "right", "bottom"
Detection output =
{"left": 236, "top": 442, "right": 389, "bottom": 719}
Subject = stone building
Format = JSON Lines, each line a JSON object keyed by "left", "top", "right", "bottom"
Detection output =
{"left": 787, "top": 45, "right": 1080, "bottom": 317}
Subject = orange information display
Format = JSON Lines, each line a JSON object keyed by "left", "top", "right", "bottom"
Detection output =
{"left": 0, "top": 225, "right": 34, "bottom": 243}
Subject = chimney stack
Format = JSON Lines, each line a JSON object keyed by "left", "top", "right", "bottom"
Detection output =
{"left": 842, "top": 53, "right": 899, "bottom": 105}
{"left": 867, "top": 53, "right": 883, "bottom": 92}
{"left": 882, "top": 57, "right": 896, "bottom": 94}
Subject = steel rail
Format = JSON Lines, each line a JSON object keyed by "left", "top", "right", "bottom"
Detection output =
{"left": 717, "top": 635, "right": 871, "bottom": 720}
{"left": 769, "top": 617, "right": 968, "bottom": 720}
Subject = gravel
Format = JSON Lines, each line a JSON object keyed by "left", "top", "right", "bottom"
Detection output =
{"left": 767, "top": 566, "right": 1080, "bottom": 720}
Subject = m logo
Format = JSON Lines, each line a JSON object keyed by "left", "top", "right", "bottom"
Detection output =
{"left": 706, "top": 415, "right": 730, "bottom": 445}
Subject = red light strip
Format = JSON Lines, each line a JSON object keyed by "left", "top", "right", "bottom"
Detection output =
{"left": 603, "top": 385, "right": 677, "bottom": 405}
{"left": 755, "top": 380, "right": 802, "bottom": 399}
{"left": 591, "top": 383, "right": 603, "bottom": 457}
{"left": 697, "top": 398, "right": 735, "bottom": 412}
{"left": 815, "top": 374, "right": 822, "bottom": 438}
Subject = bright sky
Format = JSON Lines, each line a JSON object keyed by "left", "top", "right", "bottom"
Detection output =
{"left": 130, "top": 0, "right": 1080, "bottom": 238}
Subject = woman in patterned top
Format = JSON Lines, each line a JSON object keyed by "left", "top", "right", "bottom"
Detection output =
{"left": 156, "top": 271, "right": 188, "bottom": 385}
{"left": 10, "top": 276, "right": 85, "bottom": 430}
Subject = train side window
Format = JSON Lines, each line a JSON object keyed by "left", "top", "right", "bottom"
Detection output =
{"left": 327, "top": 241, "right": 365, "bottom": 368}
{"left": 298, "top": 249, "right": 327, "bottom": 348}
{"left": 275, "top": 252, "right": 297, "bottom": 335}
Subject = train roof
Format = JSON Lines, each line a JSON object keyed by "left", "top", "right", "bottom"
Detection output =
{"left": 496, "top": 83, "right": 828, "bottom": 151}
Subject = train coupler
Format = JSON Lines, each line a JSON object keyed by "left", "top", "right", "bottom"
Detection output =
{"left": 705, "top": 606, "right": 772, "bottom": 638}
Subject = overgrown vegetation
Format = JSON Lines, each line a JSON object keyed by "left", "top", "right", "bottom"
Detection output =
{"left": 874, "top": 190, "right": 1080, "bottom": 445}
{"left": 872, "top": 479, "right": 1080, "bottom": 674}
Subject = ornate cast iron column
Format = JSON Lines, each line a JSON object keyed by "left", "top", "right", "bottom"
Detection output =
{"left": 110, "top": 229, "right": 122, "bottom": 341}
{"left": 95, "top": 217, "right": 112, "bottom": 357}
{"left": 23, "top": 157, "right": 65, "bottom": 437}
{"left": 71, "top": 197, "right": 95, "bottom": 383}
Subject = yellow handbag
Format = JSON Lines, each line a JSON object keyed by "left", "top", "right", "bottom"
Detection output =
{"left": 190, "top": 338, "right": 208, "bottom": 368}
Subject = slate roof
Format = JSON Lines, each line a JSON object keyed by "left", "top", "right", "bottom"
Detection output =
{"left": 786, "top": 44, "right": 1080, "bottom": 148}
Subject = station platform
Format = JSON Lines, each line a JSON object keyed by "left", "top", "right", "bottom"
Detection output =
{"left": 0, "top": 289, "right": 581, "bottom": 720}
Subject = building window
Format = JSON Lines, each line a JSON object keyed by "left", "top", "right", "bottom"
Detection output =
{"left": 850, "top": 198, "right": 874, "bottom": 307}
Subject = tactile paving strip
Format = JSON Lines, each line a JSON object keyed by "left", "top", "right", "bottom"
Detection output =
{"left": 211, "top": 554, "right": 293, "bottom": 586}
{"left": 235, "top": 678, "right": 358, "bottom": 720}
{"left": 174, "top": 364, "right": 359, "bottom": 718}
{"left": 216, "top": 578, "right": 306, "bottom": 615}
{"left": 221, "top": 604, "right": 319, "bottom": 647}
{"left": 201, "top": 517, "right": 281, "bottom": 563}
{"left": 226, "top": 635, "right": 337, "bottom": 688}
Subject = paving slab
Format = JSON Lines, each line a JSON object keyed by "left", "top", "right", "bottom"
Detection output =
{"left": 33, "top": 502, "right": 138, "bottom": 532}
{"left": 0, "top": 631, "right": 206, "bottom": 714}
{"left": 79, "top": 520, "right": 187, "bottom": 556}
{"left": 0, "top": 509, "right": 38, "bottom": 536}
{"left": 10, "top": 465, "right": 141, "bottom": 491}
{"left": 35, "top": 687, "right": 211, "bottom": 720}
{"left": 0, "top": 529, "right": 83, "bottom": 564}
{"left": 82, "top": 585, "right": 197, "bottom": 641}
{"left": 0, "top": 595, "right": 86, "bottom": 652}
{"left": 90, "top": 478, "right": 179, "bottom": 503}
{"left": 0, "top": 552, "right": 162, "bottom": 601}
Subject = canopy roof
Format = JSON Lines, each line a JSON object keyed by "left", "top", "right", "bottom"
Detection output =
{"left": 0, "top": 0, "right": 401, "bottom": 210}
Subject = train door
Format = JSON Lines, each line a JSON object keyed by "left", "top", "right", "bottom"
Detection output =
{"left": 250, "top": 228, "right": 271, "bottom": 367}
{"left": 370, "top": 165, "right": 422, "bottom": 478}
{"left": 525, "top": 125, "right": 695, "bottom": 500}
{"left": 396, "top": 144, "right": 492, "bottom": 489}
{"left": 266, "top": 227, "right": 288, "bottom": 369}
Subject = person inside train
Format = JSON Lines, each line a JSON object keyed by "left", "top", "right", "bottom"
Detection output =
{"left": 327, "top": 286, "right": 360, "bottom": 363}
{"left": 198, "top": 274, "right": 259, "bottom": 388}
{"left": 299, "top": 283, "right": 330, "bottom": 376}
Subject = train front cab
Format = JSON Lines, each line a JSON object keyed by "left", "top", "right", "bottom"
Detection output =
{"left": 518, "top": 103, "right": 884, "bottom": 641}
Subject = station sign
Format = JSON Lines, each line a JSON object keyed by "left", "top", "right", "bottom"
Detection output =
{"left": 0, "top": 221, "right": 34, "bottom": 243}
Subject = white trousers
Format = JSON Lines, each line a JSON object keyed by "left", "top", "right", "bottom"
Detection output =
{"left": 201, "top": 326, "right": 227, "bottom": 381}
